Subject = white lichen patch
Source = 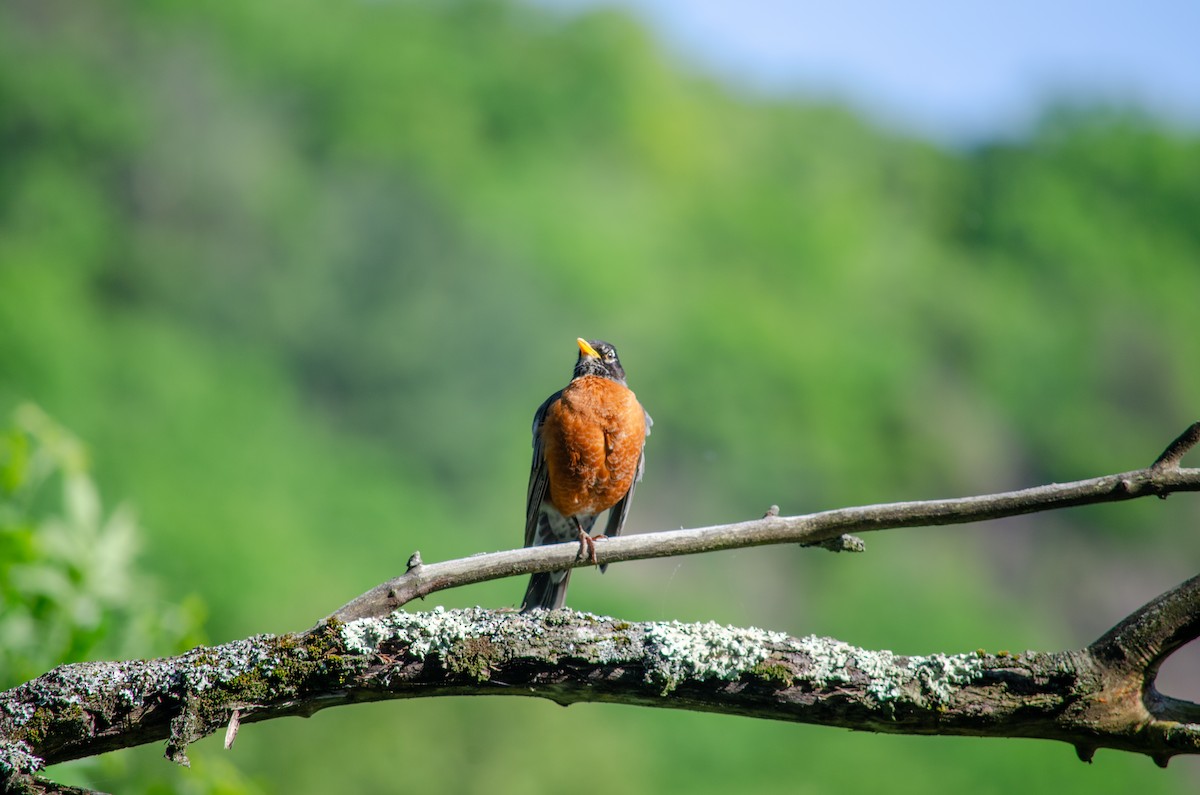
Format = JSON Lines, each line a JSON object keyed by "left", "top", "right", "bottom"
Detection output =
{"left": 0, "top": 739, "right": 42, "bottom": 775}
{"left": 644, "top": 620, "right": 789, "bottom": 694}
{"left": 1, "top": 697, "right": 35, "bottom": 722}
{"left": 375, "top": 606, "right": 477, "bottom": 658}
{"left": 587, "top": 632, "right": 643, "bottom": 666}
{"left": 340, "top": 617, "right": 393, "bottom": 656}
{"left": 911, "top": 652, "right": 987, "bottom": 704}
{"left": 177, "top": 635, "right": 283, "bottom": 693}
{"left": 792, "top": 636, "right": 906, "bottom": 700}
{"left": 341, "top": 606, "right": 520, "bottom": 658}
{"left": 789, "top": 635, "right": 988, "bottom": 706}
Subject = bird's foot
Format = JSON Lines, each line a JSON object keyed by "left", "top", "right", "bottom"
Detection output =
{"left": 575, "top": 530, "right": 608, "bottom": 566}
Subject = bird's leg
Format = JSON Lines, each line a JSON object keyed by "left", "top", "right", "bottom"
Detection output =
{"left": 573, "top": 518, "right": 600, "bottom": 566}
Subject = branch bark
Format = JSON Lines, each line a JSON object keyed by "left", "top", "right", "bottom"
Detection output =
{"left": 2, "top": 423, "right": 1199, "bottom": 791}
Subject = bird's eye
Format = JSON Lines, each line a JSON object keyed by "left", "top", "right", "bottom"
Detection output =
{"left": 604, "top": 350, "right": 616, "bottom": 361}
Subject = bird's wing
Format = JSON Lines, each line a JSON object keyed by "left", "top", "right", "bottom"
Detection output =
{"left": 524, "top": 390, "right": 561, "bottom": 548}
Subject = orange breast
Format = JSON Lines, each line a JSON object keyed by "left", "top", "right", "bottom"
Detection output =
{"left": 541, "top": 375, "right": 646, "bottom": 518}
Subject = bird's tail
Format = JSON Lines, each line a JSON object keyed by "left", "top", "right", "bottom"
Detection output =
{"left": 520, "top": 569, "right": 572, "bottom": 612}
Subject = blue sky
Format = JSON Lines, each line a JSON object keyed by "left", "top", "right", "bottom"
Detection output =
{"left": 545, "top": 0, "right": 1200, "bottom": 141}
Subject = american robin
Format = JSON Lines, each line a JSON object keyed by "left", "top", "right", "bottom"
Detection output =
{"left": 521, "top": 338, "right": 651, "bottom": 611}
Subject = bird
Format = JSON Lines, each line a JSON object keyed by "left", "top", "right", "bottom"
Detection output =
{"left": 521, "top": 337, "right": 651, "bottom": 612}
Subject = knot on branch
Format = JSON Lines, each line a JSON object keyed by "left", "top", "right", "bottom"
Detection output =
{"left": 805, "top": 534, "right": 866, "bottom": 553}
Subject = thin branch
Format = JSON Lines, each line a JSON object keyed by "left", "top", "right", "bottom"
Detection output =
{"left": 1152, "top": 421, "right": 1200, "bottom": 471}
{"left": 331, "top": 444, "right": 1200, "bottom": 622}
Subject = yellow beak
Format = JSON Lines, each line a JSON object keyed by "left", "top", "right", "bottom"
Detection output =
{"left": 576, "top": 338, "right": 600, "bottom": 358}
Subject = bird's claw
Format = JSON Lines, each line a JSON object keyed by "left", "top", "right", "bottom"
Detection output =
{"left": 576, "top": 530, "right": 607, "bottom": 566}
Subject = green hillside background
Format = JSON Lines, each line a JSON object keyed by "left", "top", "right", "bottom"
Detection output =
{"left": 3, "top": 1, "right": 1199, "bottom": 792}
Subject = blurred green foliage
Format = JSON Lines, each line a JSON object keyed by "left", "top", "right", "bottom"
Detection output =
{"left": 0, "top": 404, "right": 204, "bottom": 690}
{"left": 1, "top": 0, "right": 1198, "bottom": 792}
{"left": 0, "top": 405, "right": 233, "bottom": 792}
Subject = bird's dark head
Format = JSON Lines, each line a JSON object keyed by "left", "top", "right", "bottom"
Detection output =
{"left": 573, "top": 338, "right": 627, "bottom": 384}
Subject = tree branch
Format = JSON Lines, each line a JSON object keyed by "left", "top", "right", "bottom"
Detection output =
{"left": 331, "top": 423, "right": 1200, "bottom": 622}
{"left": 2, "top": 422, "right": 1198, "bottom": 789}
{"left": 4, "top": 573, "right": 1200, "bottom": 786}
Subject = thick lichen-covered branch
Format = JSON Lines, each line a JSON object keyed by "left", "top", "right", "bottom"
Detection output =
{"left": 6, "top": 572, "right": 1200, "bottom": 789}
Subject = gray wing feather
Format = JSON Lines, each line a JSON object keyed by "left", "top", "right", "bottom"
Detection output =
{"left": 524, "top": 390, "right": 561, "bottom": 548}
